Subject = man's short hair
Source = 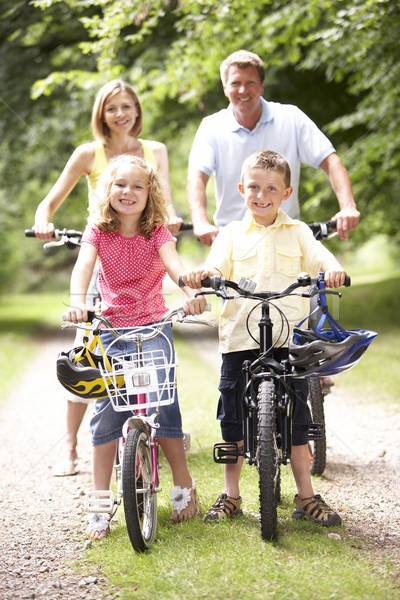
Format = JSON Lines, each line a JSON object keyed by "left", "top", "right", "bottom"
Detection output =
{"left": 241, "top": 150, "right": 291, "bottom": 188}
{"left": 220, "top": 50, "right": 265, "bottom": 85}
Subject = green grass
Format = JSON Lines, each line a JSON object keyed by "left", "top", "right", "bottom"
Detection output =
{"left": 0, "top": 292, "right": 67, "bottom": 398}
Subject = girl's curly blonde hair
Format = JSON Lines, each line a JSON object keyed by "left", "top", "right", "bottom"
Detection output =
{"left": 89, "top": 154, "right": 168, "bottom": 239}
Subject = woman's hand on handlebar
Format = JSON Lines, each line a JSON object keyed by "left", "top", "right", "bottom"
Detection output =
{"left": 32, "top": 222, "right": 55, "bottom": 241}
{"left": 324, "top": 269, "right": 347, "bottom": 288}
{"left": 63, "top": 302, "right": 89, "bottom": 324}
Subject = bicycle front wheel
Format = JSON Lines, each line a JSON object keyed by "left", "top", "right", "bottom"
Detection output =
{"left": 122, "top": 425, "right": 157, "bottom": 552}
{"left": 257, "top": 380, "right": 279, "bottom": 541}
{"left": 307, "top": 377, "right": 326, "bottom": 476}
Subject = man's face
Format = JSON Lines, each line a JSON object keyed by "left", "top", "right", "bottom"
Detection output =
{"left": 223, "top": 65, "right": 264, "bottom": 124}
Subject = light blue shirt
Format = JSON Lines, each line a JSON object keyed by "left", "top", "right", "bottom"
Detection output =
{"left": 188, "top": 98, "right": 335, "bottom": 227}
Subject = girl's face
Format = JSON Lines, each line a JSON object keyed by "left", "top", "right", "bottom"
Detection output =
{"left": 103, "top": 91, "right": 138, "bottom": 135}
{"left": 110, "top": 164, "right": 149, "bottom": 223}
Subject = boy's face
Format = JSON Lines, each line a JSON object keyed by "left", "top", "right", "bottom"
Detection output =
{"left": 238, "top": 168, "right": 292, "bottom": 227}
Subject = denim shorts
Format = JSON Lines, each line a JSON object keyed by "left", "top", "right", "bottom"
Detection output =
{"left": 90, "top": 322, "right": 183, "bottom": 446}
{"left": 218, "top": 349, "right": 311, "bottom": 445}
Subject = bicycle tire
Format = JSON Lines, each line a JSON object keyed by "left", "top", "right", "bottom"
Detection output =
{"left": 307, "top": 377, "right": 326, "bottom": 476}
{"left": 122, "top": 425, "right": 157, "bottom": 552}
{"left": 257, "top": 380, "right": 279, "bottom": 541}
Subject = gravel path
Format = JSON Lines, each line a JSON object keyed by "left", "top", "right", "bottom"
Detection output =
{"left": 0, "top": 333, "right": 103, "bottom": 600}
{"left": 0, "top": 328, "right": 399, "bottom": 599}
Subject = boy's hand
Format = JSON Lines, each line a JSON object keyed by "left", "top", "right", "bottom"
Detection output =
{"left": 63, "top": 302, "right": 89, "bottom": 323}
{"left": 324, "top": 270, "right": 346, "bottom": 288}
{"left": 183, "top": 294, "right": 207, "bottom": 316}
{"left": 181, "top": 268, "right": 210, "bottom": 289}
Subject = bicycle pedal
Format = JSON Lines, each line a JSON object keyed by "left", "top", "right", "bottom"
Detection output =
{"left": 182, "top": 431, "right": 191, "bottom": 452}
{"left": 213, "top": 442, "right": 241, "bottom": 464}
{"left": 308, "top": 423, "right": 325, "bottom": 441}
{"left": 85, "top": 490, "right": 115, "bottom": 513}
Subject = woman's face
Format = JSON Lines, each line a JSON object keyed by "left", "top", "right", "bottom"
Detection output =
{"left": 103, "top": 91, "right": 138, "bottom": 135}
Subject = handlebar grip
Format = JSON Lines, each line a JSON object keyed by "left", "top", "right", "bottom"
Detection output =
{"left": 24, "top": 229, "right": 36, "bottom": 237}
{"left": 344, "top": 275, "right": 351, "bottom": 287}
{"left": 179, "top": 222, "right": 193, "bottom": 231}
{"left": 201, "top": 276, "right": 212, "bottom": 288}
{"left": 178, "top": 276, "right": 185, "bottom": 288}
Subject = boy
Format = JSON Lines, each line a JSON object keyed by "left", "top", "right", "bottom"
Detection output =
{"left": 182, "top": 150, "right": 345, "bottom": 526}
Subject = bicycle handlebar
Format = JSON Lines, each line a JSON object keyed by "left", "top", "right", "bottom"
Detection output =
{"left": 62, "top": 303, "right": 212, "bottom": 339}
{"left": 191, "top": 272, "right": 350, "bottom": 302}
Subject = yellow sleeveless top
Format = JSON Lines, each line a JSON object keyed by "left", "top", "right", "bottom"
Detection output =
{"left": 87, "top": 139, "right": 157, "bottom": 211}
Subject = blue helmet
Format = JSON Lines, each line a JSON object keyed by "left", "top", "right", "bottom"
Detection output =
{"left": 288, "top": 326, "right": 377, "bottom": 377}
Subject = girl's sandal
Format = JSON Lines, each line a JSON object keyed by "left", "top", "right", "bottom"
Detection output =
{"left": 170, "top": 479, "right": 200, "bottom": 523}
{"left": 86, "top": 512, "right": 111, "bottom": 540}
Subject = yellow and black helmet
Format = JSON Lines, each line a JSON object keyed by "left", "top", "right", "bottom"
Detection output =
{"left": 56, "top": 343, "right": 124, "bottom": 400}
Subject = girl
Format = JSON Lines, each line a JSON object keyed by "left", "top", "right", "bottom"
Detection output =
{"left": 33, "top": 79, "right": 183, "bottom": 476}
{"left": 65, "top": 154, "right": 205, "bottom": 539}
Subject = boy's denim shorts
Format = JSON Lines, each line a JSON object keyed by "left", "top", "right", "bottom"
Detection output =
{"left": 90, "top": 323, "right": 183, "bottom": 446}
{"left": 218, "top": 349, "right": 311, "bottom": 446}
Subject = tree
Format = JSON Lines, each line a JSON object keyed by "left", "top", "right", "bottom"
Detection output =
{"left": 0, "top": 0, "right": 399, "bottom": 293}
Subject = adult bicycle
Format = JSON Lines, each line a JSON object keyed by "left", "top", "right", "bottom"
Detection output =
{"left": 190, "top": 272, "right": 375, "bottom": 540}
{"left": 58, "top": 306, "right": 210, "bottom": 552}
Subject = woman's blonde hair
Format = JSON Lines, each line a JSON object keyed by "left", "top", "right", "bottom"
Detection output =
{"left": 91, "top": 80, "right": 143, "bottom": 143}
{"left": 90, "top": 154, "right": 168, "bottom": 239}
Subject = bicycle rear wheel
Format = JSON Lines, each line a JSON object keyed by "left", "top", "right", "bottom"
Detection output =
{"left": 307, "top": 377, "right": 326, "bottom": 476}
{"left": 257, "top": 380, "right": 279, "bottom": 541}
{"left": 122, "top": 425, "right": 157, "bottom": 552}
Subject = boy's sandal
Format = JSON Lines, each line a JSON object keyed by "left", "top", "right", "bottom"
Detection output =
{"left": 292, "top": 494, "right": 341, "bottom": 527}
{"left": 170, "top": 479, "right": 199, "bottom": 522}
{"left": 204, "top": 493, "right": 242, "bottom": 522}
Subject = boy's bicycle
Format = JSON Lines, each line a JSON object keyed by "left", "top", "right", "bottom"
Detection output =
{"left": 192, "top": 272, "right": 376, "bottom": 540}
{"left": 57, "top": 306, "right": 210, "bottom": 552}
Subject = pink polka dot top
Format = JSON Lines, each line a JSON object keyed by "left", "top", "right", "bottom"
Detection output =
{"left": 82, "top": 224, "right": 174, "bottom": 327}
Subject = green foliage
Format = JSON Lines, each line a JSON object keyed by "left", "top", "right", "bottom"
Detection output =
{"left": 1, "top": 0, "right": 399, "bottom": 293}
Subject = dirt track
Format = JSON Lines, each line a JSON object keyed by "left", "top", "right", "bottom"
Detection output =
{"left": 0, "top": 327, "right": 399, "bottom": 599}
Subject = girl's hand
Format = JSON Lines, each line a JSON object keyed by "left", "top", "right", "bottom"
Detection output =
{"left": 324, "top": 270, "right": 346, "bottom": 288}
{"left": 181, "top": 269, "right": 209, "bottom": 289}
{"left": 183, "top": 294, "right": 207, "bottom": 316}
{"left": 63, "top": 302, "right": 89, "bottom": 324}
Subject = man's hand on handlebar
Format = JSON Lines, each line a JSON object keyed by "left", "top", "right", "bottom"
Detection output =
{"left": 192, "top": 221, "right": 219, "bottom": 246}
{"left": 331, "top": 207, "right": 360, "bottom": 240}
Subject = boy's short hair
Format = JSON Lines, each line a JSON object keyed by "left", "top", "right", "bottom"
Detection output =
{"left": 220, "top": 50, "right": 265, "bottom": 85}
{"left": 241, "top": 150, "right": 291, "bottom": 188}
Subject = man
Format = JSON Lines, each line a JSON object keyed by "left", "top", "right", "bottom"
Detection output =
{"left": 187, "top": 50, "right": 360, "bottom": 245}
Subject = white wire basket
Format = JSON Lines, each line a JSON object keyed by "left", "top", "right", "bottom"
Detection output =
{"left": 99, "top": 348, "right": 177, "bottom": 412}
